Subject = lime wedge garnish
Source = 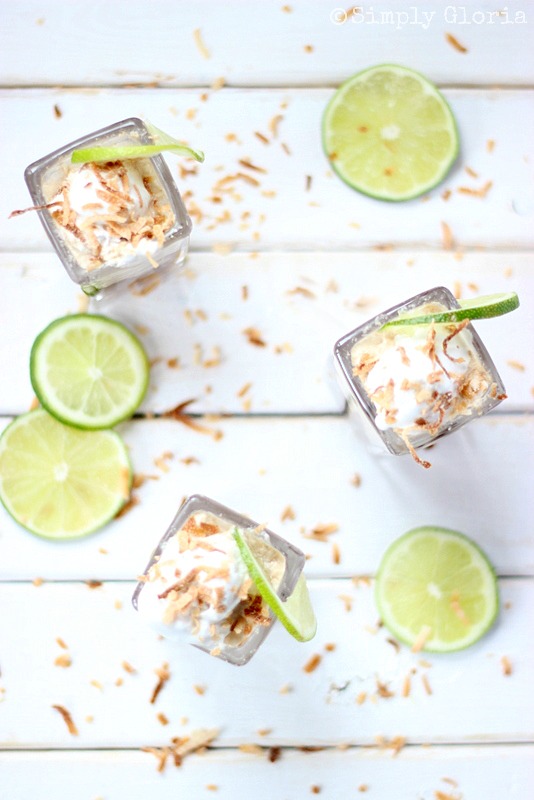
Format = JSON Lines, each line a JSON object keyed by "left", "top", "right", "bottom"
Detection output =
{"left": 322, "top": 64, "right": 459, "bottom": 201}
{"left": 0, "top": 409, "right": 131, "bottom": 539}
{"left": 71, "top": 122, "right": 204, "bottom": 164}
{"left": 232, "top": 528, "right": 317, "bottom": 642}
{"left": 382, "top": 292, "right": 519, "bottom": 328}
{"left": 375, "top": 527, "right": 499, "bottom": 652}
{"left": 30, "top": 314, "right": 149, "bottom": 430}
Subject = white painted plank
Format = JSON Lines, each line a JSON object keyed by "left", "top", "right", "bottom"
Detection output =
{"left": 0, "top": 252, "right": 531, "bottom": 415}
{"left": 1, "top": 745, "right": 533, "bottom": 800}
{"left": 1, "top": 1, "right": 532, "bottom": 87}
{"left": 0, "top": 415, "right": 532, "bottom": 580}
{"left": 0, "top": 579, "right": 531, "bottom": 747}
{"left": 2, "top": 89, "right": 534, "bottom": 251}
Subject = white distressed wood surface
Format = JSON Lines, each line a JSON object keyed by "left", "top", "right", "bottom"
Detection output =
{"left": 1, "top": 1, "right": 533, "bottom": 87}
{"left": 1, "top": 3, "right": 533, "bottom": 796}
{"left": 0, "top": 252, "right": 531, "bottom": 415}
{"left": 2, "top": 88, "right": 534, "bottom": 251}
{"left": 0, "top": 414, "right": 532, "bottom": 581}
{"left": 1, "top": 745, "right": 533, "bottom": 800}
{"left": 0, "top": 579, "right": 532, "bottom": 748}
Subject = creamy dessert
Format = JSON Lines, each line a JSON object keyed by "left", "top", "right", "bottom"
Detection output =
{"left": 24, "top": 118, "right": 192, "bottom": 293}
{"left": 133, "top": 496, "right": 305, "bottom": 665}
{"left": 47, "top": 159, "right": 175, "bottom": 273}
{"left": 334, "top": 287, "right": 506, "bottom": 466}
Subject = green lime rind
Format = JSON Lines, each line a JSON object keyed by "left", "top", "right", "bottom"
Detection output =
{"left": 232, "top": 528, "right": 317, "bottom": 642}
{"left": 0, "top": 409, "right": 132, "bottom": 540}
{"left": 375, "top": 526, "right": 500, "bottom": 653}
{"left": 72, "top": 122, "right": 204, "bottom": 164}
{"left": 382, "top": 292, "right": 520, "bottom": 329}
{"left": 322, "top": 63, "right": 459, "bottom": 202}
{"left": 30, "top": 314, "right": 150, "bottom": 431}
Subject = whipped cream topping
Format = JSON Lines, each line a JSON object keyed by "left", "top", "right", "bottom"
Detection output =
{"left": 136, "top": 512, "right": 285, "bottom": 652}
{"left": 351, "top": 306, "right": 497, "bottom": 447}
{"left": 49, "top": 159, "right": 174, "bottom": 271}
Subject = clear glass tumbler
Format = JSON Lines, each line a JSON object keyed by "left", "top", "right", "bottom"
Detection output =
{"left": 24, "top": 117, "right": 192, "bottom": 295}
{"left": 333, "top": 286, "right": 506, "bottom": 460}
{"left": 132, "top": 494, "right": 306, "bottom": 666}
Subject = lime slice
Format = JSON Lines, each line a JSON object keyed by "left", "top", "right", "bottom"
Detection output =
{"left": 383, "top": 292, "right": 519, "bottom": 328}
{"left": 72, "top": 122, "right": 204, "bottom": 164}
{"left": 375, "top": 527, "right": 499, "bottom": 652}
{"left": 232, "top": 528, "right": 317, "bottom": 642}
{"left": 30, "top": 314, "right": 149, "bottom": 430}
{"left": 0, "top": 409, "right": 131, "bottom": 539}
{"left": 322, "top": 64, "right": 459, "bottom": 201}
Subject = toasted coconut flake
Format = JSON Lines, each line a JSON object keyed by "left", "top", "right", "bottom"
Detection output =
{"left": 411, "top": 624, "right": 433, "bottom": 653}
{"left": 280, "top": 505, "right": 296, "bottom": 522}
{"left": 339, "top": 594, "right": 353, "bottom": 612}
{"left": 287, "top": 285, "right": 316, "bottom": 299}
{"left": 507, "top": 359, "right": 526, "bottom": 372}
{"left": 193, "top": 28, "right": 211, "bottom": 59}
{"left": 356, "top": 691, "right": 367, "bottom": 705}
{"left": 376, "top": 679, "right": 395, "bottom": 699}
{"left": 332, "top": 542, "right": 341, "bottom": 565}
{"left": 302, "top": 523, "right": 339, "bottom": 542}
{"left": 52, "top": 704, "right": 78, "bottom": 736}
{"left": 85, "top": 579, "right": 103, "bottom": 589}
{"left": 193, "top": 684, "right": 206, "bottom": 695}
{"left": 122, "top": 660, "right": 137, "bottom": 674}
{"left": 115, "top": 493, "right": 139, "bottom": 519}
{"left": 279, "top": 683, "right": 294, "bottom": 694}
{"left": 421, "top": 674, "right": 433, "bottom": 695}
{"left": 157, "top": 712, "right": 170, "bottom": 726}
{"left": 54, "top": 653, "right": 72, "bottom": 668}
{"left": 56, "top": 637, "right": 68, "bottom": 650}
{"left": 374, "top": 735, "right": 406, "bottom": 756}
{"left": 486, "top": 139, "right": 496, "bottom": 153}
{"left": 501, "top": 655, "right": 513, "bottom": 675}
{"left": 445, "top": 32, "right": 468, "bottom": 52}
{"left": 268, "top": 746, "right": 282, "bottom": 763}
{"left": 457, "top": 180, "right": 493, "bottom": 198}
{"left": 441, "top": 221, "right": 454, "bottom": 250}
{"left": 243, "top": 326, "right": 267, "bottom": 347}
{"left": 269, "top": 114, "right": 284, "bottom": 138}
{"left": 150, "top": 662, "right": 171, "bottom": 704}
{"left": 163, "top": 399, "right": 224, "bottom": 440}
{"left": 154, "top": 451, "right": 174, "bottom": 473}
{"left": 303, "top": 653, "right": 322, "bottom": 673}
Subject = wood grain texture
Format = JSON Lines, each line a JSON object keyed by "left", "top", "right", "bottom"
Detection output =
{"left": 1, "top": 414, "right": 532, "bottom": 580}
{"left": 1, "top": 1, "right": 532, "bottom": 87}
{"left": 2, "top": 745, "right": 533, "bottom": 800}
{"left": 0, "top": 579, "right": 531, "bottom": 748}
{"left": 0, "top": 252, "right": 531, "bottom": 416}
{"left": 2, "top": 88, "right": 533, "bottom": 251}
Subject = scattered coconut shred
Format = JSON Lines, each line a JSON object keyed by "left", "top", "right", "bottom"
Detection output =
{"left": 142, "top": 728, "right": 220, "bottom": 772}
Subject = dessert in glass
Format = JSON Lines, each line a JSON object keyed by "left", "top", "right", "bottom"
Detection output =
{"left": 334, "top": 286, "right": 506, "bottom": 467}
{"left": 132, "top": 495, "right": 306, "bottom": 666}
{"left": 24, "top": 117, "right": 192, "bottom": 295}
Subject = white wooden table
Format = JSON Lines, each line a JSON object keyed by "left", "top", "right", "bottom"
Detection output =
{"left": 1, "top": 2, "right": 533, "bottom": 797}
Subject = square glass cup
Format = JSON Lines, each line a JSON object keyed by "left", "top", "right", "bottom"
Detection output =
{"left": 24, "top": 117, "right": 192, "bottom": 295}
{"left": 333, "top": 286, "right": 506, "bottom": 457}
{"left": 132, "top": 494, "right": 306, "bottom": 666}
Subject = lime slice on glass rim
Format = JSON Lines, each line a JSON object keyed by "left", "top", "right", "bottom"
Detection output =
{"left": 71, "top": 122, "right": 204, "bottom": 164}
{"left": 30, "top": 314, "right": 149, "bottom": 430}
{"left": 322, "top": 64, "right": 459, "bottom": 201}
{"left": 375, "top": 527, "right": 499, "bottom": 653}
{"left": 0, "top": 409, "right": 131, "bottom": 539}
{"left": 382, "top": 292, "right": 519, "bottom": 329}
{"left": 233, "top": 528, "right": 317, "bottom": 642}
